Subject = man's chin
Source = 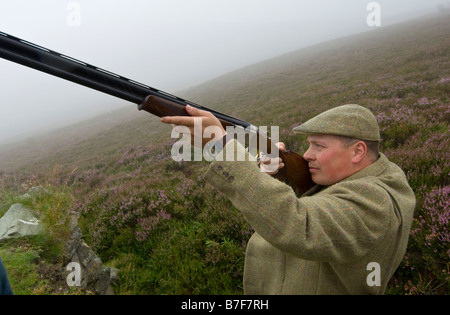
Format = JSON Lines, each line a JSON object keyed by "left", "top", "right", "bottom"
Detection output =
{"left": 311, "top": 175, "right": 331, "bottom": 186}
{"left": 311, "top": 174, "right": 321, "bottom": 185}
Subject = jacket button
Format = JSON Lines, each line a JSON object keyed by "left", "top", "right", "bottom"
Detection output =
{"left": 217, "top": 166, "right": 223, "bottom": 171}
{"left": 222, "top": 171, "right": 229, "bottom": 177}
{"left": 228, "top": 176, "right": 235, "bottom": 183}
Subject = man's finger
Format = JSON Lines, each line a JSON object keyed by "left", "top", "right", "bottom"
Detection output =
{"left": 186, "top": 105, "right": 213, "bottom": 118}
{"left": 260, "top": 157, "right": 282, "bottom": 165}
{"left": 160, "top": 105, "right": 213, "bottom": 125}
{"left": 160, "top": 116, "right": 196, "bottom": 126}
{"left": 275, "top": 142, "right": 286, "bottom": 152}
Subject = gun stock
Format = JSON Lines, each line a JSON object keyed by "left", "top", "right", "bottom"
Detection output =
{"left": 275, "top": 150, "right": 314, "bottom": 195}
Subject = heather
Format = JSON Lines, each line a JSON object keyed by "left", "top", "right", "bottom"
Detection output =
{"left": 372, "top": 100, "right": 449, "bottom": 294}
{"left": 75, "top": 151, "right": 256, "bottom": 293}
{"left": 0, "top": 13, "right": 449, "bottom": 294}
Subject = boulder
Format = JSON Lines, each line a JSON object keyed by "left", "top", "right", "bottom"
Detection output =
{"left": 0, "top": 201, "right": 118, "bottom": 294}
{"left": 66, "top": 211, "right": 119, "bottom": 295}
{"left": 0, "top": 203, "right": 42, "bottom": 241}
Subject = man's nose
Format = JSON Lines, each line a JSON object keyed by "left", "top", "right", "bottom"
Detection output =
{"left": 303, "top": 147, "right": 314, "bottom": 161}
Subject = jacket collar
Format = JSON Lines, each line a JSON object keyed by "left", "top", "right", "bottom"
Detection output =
{"left": 342, "top": 153, "right": 388, "bottom": 182}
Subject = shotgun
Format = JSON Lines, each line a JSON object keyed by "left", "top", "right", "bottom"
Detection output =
{"left": 0, "top": 31, "right": 313, "bottom": 194}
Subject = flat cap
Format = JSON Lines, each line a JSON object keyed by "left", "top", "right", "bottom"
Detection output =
{"left": 293, "top": 104, "right": 380, "bottom": 141}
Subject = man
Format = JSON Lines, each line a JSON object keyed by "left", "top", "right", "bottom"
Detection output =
{"left": 0, "top": 257, "right": 13, "bottom": 295}
{"left": 160, "top": 104, "right": 416, "bottom": 294}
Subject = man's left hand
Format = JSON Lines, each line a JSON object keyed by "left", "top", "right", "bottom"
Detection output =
{"left": 160, "top": 105, "right": 226, "bottom": 148}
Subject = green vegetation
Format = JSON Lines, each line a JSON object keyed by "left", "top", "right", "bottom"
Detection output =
{"left": 0, "top": 183, "right": 82, "bottom": 295}
{"left": 0, "top": 242, "right": 43, "bottom": 295}
{"left": 1, "top": 12, "right": 449, "bottom": 294}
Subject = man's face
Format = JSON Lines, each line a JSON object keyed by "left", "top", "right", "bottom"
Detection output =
{"left": 303, "top": 134, "right": 355, "bottom": 186}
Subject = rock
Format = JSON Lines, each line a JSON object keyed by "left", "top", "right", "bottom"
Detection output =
{"left": 66, "top": 211, "right": 118, "bottom": 295}
{"left": 0, "top": 203, "right": 42, "bottom": 241}
{"left": 0, "top": 201, "right": 118, "bottom": 295}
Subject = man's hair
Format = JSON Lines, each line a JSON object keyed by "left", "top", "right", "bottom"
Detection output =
{"left": 335, "top": 135, "right": 380, "bottom": 162}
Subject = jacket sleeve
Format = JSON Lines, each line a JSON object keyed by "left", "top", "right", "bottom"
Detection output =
{"left": 203, "top": 140, "right": 393, "bottom": 264}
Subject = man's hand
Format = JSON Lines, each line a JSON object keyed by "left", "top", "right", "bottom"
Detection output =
{"left": 160, "top": 105, "right": 226, "bottom": 148}
{"left": 259, "top": 142, "right": 286, "bottom": 175}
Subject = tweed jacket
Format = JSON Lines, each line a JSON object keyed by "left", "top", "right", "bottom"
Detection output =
{"left": 204, "top": 140, "right": 416, "bottom": 295}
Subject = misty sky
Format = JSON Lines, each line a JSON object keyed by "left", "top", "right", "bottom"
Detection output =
{"left": 0, "top": 0, "right": 447, "bottom": 144}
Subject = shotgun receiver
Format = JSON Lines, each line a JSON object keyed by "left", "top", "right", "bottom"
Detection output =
{"left": 0, "top": 31, "right": 314, "bottom": 194}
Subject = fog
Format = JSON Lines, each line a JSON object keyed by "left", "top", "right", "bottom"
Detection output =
{"left": 0, "top": 0, "right": 447, "bottom": 144}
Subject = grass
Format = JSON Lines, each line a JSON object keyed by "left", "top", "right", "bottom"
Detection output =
{"left": 0, "top": 242, "right": 43, "bottom": 295}
{"left": 0, "top": 180, "right": 82, "bottom": 294}
{"left": 0, "top": 12, "right": 449, "bottom": 295}
{"left": 0, "top": 237, "right": 80, "bottom": 295}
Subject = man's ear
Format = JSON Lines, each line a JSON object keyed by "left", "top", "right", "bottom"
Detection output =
{"left": 351, "top": 141, "right": 367, "bottom": 164}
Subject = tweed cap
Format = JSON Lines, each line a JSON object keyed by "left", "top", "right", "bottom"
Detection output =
{"left": 293, "top": 104, "right": 380, "bottom": 141}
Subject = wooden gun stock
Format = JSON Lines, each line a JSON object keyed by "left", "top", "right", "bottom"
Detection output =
{"left": 274, "top": 150, "right": 314, "bottom": 195}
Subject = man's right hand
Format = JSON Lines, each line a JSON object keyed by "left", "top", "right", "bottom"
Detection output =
{"left": 259, "top": 142, "right": 286, "bottom": 175}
